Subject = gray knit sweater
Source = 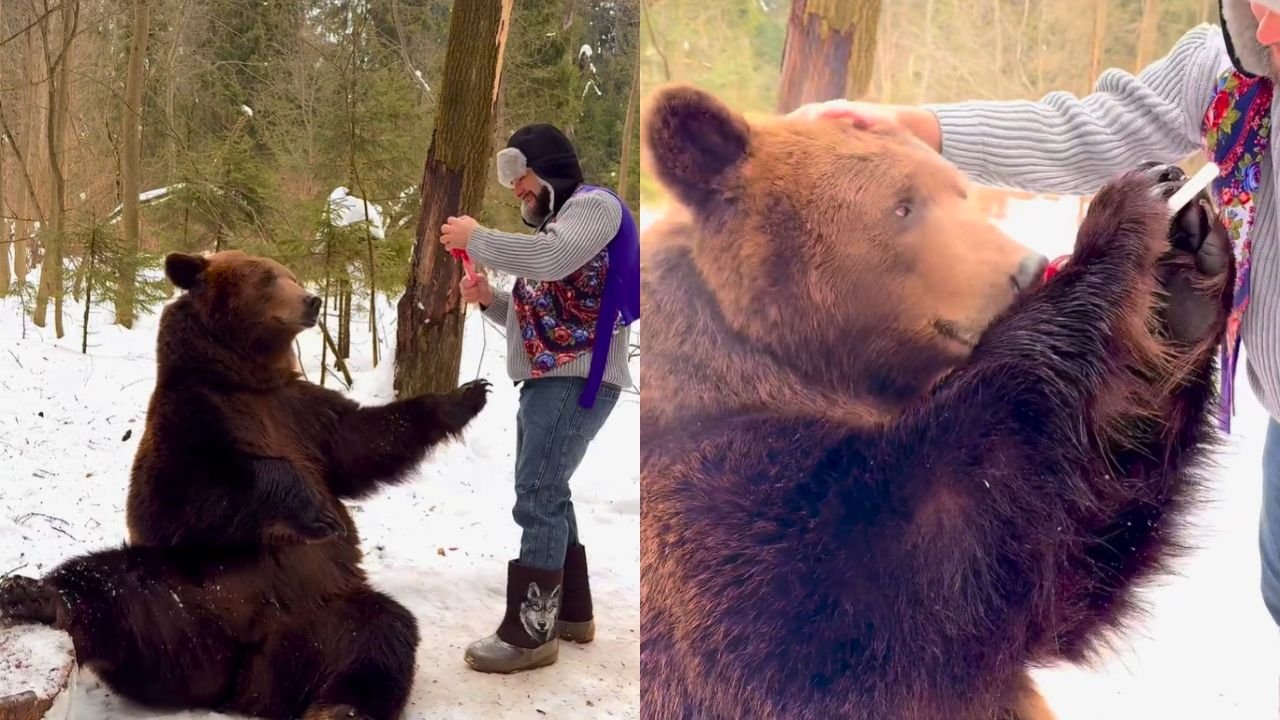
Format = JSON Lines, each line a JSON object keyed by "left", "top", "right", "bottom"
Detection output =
{"left": 925, "top": 23, "right": 1280, "bottom": 423}
{"left": 467, "top": 188, "right": 634, "bottom": 391}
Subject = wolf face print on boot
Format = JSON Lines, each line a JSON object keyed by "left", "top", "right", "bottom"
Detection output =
{"left": 464, "top": 561, "right": 564, "bottom": 674}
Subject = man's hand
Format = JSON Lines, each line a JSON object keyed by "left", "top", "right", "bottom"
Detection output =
{"left": 787, "top": 100, "right": 943, "bottom": 153}
{"left": 441, "top": 215, "right": 479, "bottom": 252}
{"left": 460, "top": 273, "right": 494, "bottom": 307}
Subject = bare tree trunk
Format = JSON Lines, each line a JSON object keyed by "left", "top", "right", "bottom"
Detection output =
{"left": 1135, "top": 0, "right": 1161, "bottom": 72}
{"left": 394, "top": 0, "right": 514, "bottom": 398}
{"left": 1036, "top": 0, "right": 1046, "bottom": 92}
{"left": 34, "top": 0, "right": 77, "bottom": 338}
{"left": 776, "top": 0, "right": 882, "bottom": 113}
{"left": 1088, "top": 0, "right": 1108, "bottom": 96}
{"left": 917, "top": 0, "right": 935, "bottom": 103}
{"left": 641, "top": 0, "right": 671, "bottom": 83}
{"left": 0, "top": 128, "right": 9, "bottom": 298}
{"left": 617, "top": 56, "right": 639, "bottom": 202}
{"left": 15, "top": 31, "right": 45, "bottom": 291}
{"left": 992, "top": 0, "right": 1002, "bottom": 76}
{"left": 0, "top": 0, "right": 8, "bottom": 297}
{"left": 117, "top": 0, "right": 151, "bottom": 329}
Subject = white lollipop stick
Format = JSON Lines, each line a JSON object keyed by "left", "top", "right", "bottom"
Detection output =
{"left": 1167, "top": 161, "right": 1220, "bottom": 212}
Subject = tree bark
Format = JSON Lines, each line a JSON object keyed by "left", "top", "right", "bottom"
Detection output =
{"left": 1088, "top": 0, "right": 1108, "bottom": 96}
{"left": 394, "top": 0, "right": 514, "bottom": 398}
{"left": 15, "top": 30, "right": 44, "bottom": 291}
{"left": 917, "top": 0, "right": 934, "bottom": 103}
{"left": 34, "top": 0, "right": 77, "bottom": 338}
{"left": 617, "top": 55, "right": 639, "bottom": 202}
{"left": 117, "top": 0, "right": 151, "bottom": 329}
{"left": 0, "top": 0, "right": 8, "bottom": 296}
{"left": 1135, "top": 0, "right": 1161, "bottom": 72}
{"left": 776, "top": 0, "right": 882, "bottom": 113}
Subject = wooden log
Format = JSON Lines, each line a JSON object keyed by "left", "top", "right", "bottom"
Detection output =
{"left": 0, "top": 626, "right": 75, "bottom": 720}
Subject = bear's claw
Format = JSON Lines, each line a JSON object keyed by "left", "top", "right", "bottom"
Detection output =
{"left": 0, "top": 576, "right": 60, "bottom": 626}
{"left": 441, "top": 379, "right": 492, "bottom": 429}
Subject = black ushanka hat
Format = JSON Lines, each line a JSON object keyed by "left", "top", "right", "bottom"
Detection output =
{"left": 496, "top": 124, "right": 584, "bottom": 217}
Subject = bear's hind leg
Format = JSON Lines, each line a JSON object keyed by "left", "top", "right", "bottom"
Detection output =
{"left": 7, "top": 546, "right": 241, "bottom": 710}
{"left": 276, "top": 590, "right": 419, "bottom": 720}
{"left": 312, "top": 591, "right": 418, "bottom": 720}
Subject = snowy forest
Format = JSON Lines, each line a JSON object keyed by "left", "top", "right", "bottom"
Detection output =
{"left": 0, "top": 1, "right": 642, "bottom": 717}
{"left": 639, "top": 0, "right": 1219, "bottom": 205}
{"left": 0, "top": 0, "right": 640, "bottom": 365}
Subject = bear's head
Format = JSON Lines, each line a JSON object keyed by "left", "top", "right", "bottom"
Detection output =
{"left": 643, "top": 85, "right": 1047, "bottom": 414}
{"left": 164, "top": 250, "right": 321, "bottom": 356}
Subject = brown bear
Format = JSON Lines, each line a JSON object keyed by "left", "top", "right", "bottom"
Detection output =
{"left": 0, "top": 250, "right": 490, "bottom": 720}
{"left": 639, "top": 85, "right": 1232, "bottom": 720}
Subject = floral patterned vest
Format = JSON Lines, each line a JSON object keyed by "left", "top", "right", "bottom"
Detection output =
{"left": 509, "top": 185, "right": 639, "bottom": 408}
{"left": 1202, "top": 68, "right": 1273, "bottom": 432}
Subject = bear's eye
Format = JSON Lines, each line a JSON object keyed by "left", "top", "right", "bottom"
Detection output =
{"left": 894, "top": 202, "right": 913, "bottom": 218}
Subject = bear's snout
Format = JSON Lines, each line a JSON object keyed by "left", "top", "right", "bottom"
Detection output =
{"left": 302, "top": 295, "right": 322, "bottom": 326}
{"left": 1012, "top": 253, "right": 1049, "bottom": 294}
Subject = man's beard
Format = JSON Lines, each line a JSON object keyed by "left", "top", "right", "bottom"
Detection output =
{"left": 520, "top": 186, "right": 553, "bottom": 228}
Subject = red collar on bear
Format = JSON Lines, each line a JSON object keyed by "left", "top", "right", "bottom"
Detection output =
{"left": 1042, "top": 255, "right": 1070, "bottom": 283}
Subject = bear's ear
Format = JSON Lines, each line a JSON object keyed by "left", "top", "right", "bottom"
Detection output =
{"left": 165, "top": 252, "right": 209, "bottom": 290}
{"left": 643, "top": 84, "right": 750, "bottom": 210}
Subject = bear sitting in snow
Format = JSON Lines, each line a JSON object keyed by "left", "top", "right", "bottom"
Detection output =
{"left": 0, "top": 250, "right": 490, "bottom": 720}
{"left": 639, "top": 85, "right": 1232, "bottom": 720}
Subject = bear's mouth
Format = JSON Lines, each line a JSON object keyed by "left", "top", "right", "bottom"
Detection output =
{"left": 931, "top": 319, "right": 977, "bottom": 348}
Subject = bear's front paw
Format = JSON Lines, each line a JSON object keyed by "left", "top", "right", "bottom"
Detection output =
{"left": 0, "top": 576, "right": 61, "bottom": 626}
{"left": 1157, "top": 197, "right": 1232, "bottom": 345}
{"left": 437, "top": 378, "right": 491, "bottom": 430}
{"left": 1078, "top": 163, "right": 1177, "bottom": 266}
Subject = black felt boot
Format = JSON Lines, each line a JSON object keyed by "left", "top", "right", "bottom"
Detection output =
{"left": 464, "top": 561, "right": 563, "bottom": 674}
{"left": 557, "top": 543, "right": 595, "bottom": 643}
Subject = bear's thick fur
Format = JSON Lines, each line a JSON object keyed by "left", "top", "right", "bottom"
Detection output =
{"left": 0, "top": 250, "right": 490, "bottom": 720}
{"left": 639, "top": 85, "right": 1232, "bottom": 720}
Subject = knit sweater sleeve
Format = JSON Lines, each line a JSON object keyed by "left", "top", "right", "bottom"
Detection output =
{"left": 481, "top": 287, "right": 510, "bottom": 326}
{"left": 923, "top": 24, "right": 1229, "bottom": 195}
{"left": 467, "top": 191, "right": 623, "bottom": 282}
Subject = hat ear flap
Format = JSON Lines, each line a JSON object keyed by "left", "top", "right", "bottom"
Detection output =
{"left": 497, "top": 147, "right": 528, "bottom": 188}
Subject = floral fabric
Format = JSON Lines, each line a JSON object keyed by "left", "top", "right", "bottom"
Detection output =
{"left": 1202, "top": 69, "right": 1273, "bottom": 432}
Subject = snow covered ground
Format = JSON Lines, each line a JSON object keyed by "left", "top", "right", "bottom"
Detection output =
{"left": 0, "top": 276, "right": 640, "bottom": 719}
{"left": 641, "top": 196, "right": 1280, "bottom": 718}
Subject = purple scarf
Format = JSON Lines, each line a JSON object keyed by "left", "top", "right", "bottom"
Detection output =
{"left": 578, "top": 185, "right": 640, "bottom": 408}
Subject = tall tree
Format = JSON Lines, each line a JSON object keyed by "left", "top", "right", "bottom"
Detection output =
{"left": 117, "top": 0, "right": 152, "bottom": 328}
{"left": 1088, "top": 0, "right": 1109, "bottom": 95}
{"left": 394, "top": 0, "right": 514, "bottom": 397}
{"left": 776, "top": 0, "right": 882, "bottom": 113}
{"left": 33, "top": 0, "right": 78, "bottom": 338}
{"left": 1135, "top": 0, "right": 1162, "bottom": 71}
{"left": 618, "top": 55, "right": 639, "bottom": 202}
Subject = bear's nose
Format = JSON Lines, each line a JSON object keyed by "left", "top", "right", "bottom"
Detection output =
{"left": 305, "top": 295, "right": 322, "bottom": 313}
{"left": 1012, "top": 253, "right": 1049, "bottom": 293}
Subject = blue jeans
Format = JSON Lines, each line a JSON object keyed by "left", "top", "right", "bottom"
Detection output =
{"left": 513, "top": 377, "right": 620, "bottom": 570}
{"left": 1262, "top": 419, "right": 1280, "bottom": 626}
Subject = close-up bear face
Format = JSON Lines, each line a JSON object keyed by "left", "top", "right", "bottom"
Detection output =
{"left": 165, "top": 250, "right": 322, "bottom": 349}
